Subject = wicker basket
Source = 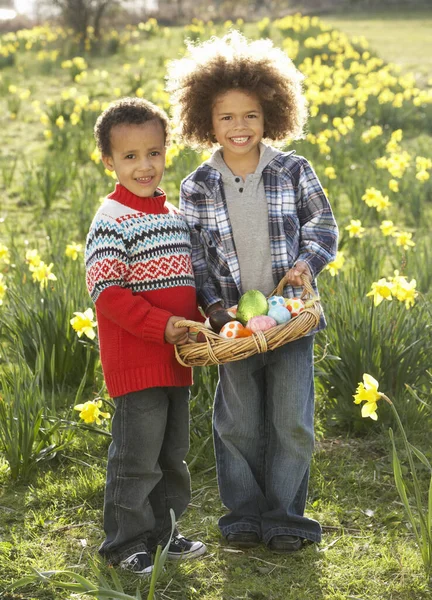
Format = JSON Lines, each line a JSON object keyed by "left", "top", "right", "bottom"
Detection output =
{"left": 174, "top": 274, "right": 321, "bottom": 367}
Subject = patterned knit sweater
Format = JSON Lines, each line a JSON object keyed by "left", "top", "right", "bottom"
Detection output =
{"left": 85, "top": 183, "right": 200, "bottom": 397}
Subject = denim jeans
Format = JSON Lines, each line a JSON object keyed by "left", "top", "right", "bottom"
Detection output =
{"left": 213, "top": 335, "right": 321, "bottom": 544}
{"left": 99, "top": 386, "right": 191, "bottom": 564}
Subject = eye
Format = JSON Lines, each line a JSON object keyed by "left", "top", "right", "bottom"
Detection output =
{"left": 125, "top": 154, "right": 135, "bottom": 159}
{"left": 221, "top": 116, "right": 232, "bottom": 121}
{"left": 247, "top": 114, "right": 257, "bottom": 119}
{"left": 150, "top": 151, "right": 161, "bottom": 156}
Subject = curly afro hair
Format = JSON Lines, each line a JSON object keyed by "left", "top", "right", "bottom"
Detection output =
{"left": 166, "top": 31, "right": 307, "bottom": 150}
{"left": 94, "top": 97, "right": 170, "bottom": 157}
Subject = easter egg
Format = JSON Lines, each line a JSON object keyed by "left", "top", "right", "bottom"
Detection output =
{"left": 267, "top": 295, "right": 285, "bottom": 310}
{"left": 209, "top": 309, "right": 236, "bottom": 334}
{"left": 246, "top": 315, "right": 277, "bottom": 332}
{"left": 219, "top": 320, "right": 248, "bottom": 339}
{"left": 268, "top": 305, "right": 292, "bottom": 325}
{"left": 236, "top": 290, "right": 268, "bottom": 325}
{"left": 285, "top": 297, "right": 305, "bottom": 317}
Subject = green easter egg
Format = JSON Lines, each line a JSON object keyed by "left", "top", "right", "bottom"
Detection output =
{"left": 236, "top": 290, "right": 268, "bottom": 325}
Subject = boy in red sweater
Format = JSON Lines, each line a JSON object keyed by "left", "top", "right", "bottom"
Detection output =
{"left": 85, "top": 97, "right": 206, "bottom": 575}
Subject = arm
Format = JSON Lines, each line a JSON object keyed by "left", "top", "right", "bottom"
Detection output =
{"left": 85, "top": 216, "right": 187, "bottom": 344}
{"left": 180, "top": 179, "right": 223, "bottom": 314}
{"left": 294, "top": 159, "right": 339, "bottom": 281}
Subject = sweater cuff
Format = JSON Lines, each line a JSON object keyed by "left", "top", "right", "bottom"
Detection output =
{"left": 143, "top": 307, "right": 173, "bottom": 345}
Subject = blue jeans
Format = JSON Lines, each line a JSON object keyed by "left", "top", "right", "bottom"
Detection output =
{"left": 99, "top": 387, "right": 191, "bottom": 564}
{"left": 213, "top": 335, "right": 321, "bottom": 544}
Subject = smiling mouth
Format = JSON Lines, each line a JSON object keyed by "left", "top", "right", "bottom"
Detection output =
{"left": 136, "top": 176, "right": 153, "bottom": 183}
{"left": 230, "top": 136, "right": 250, "bottom": 145}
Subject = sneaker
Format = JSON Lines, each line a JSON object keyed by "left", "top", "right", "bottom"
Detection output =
{"left": 267, "top": 535, "right": 303, "bottom": 553}
{"left": 226, "top": 531, "right": 260, "bottom": 548}
{"left": 119, "top": 551, "right": 153, "bottom": 575}
{"left": 166, "top": 534, "right": 207, "bottom": 560}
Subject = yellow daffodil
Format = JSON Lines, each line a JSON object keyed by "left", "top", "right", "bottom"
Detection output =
{"left": 70, "top": 308, "right": 97, "bottom": 340}
{"left": 366, "top": 278, "right": 393, "bottom": 306}
{"left": 416, "top": 156, "right": 432, "bottom": 171}
{"left": 25, "top": 249, "right": 42, "bottom": 268}
{"left": 361, "top": 125, "right": 383, "bottom": 143}
{"left": 0, "top": 273, "right": 7, "bottom": 305}
{"left": 65, "top": 242, "right": 83, "bottom": 261}
{"left": 353, "top": 373, "right": 382, "bottom": 420}
{"left": 388, "top": 179, "right": 399, "bottom": 192}
{"left": 416, "top": 170, "right": 430, "bottom": 182}
{"left": 380, "top": 220, "right": 397, "bottom": 237}
{"left": 56, "top": 115, "right": 65, "bottom": 129}
{"left": 0, "top": 243, "right": 10, "bottom": 264}
{"left": 74, "top": 399, "right": 110, "bottom": 425}
{"left": 345, "top": 219, "right": 365, "bottom": 238}
{"left": 361, "top": 187, "right": 390, "bottom": 211}
{"left": 31, "top": 261, "right": 57, "bottom": 289}
{"left": 393, "top": 231, "right": 415, "bottom": 250}
{"left": 325, "top": 251, "right": 345, "bottom": 276}
{"left": 324, "top": 166, "right": 337, "bottom": 179}
{"left": 390, "top": 271, "right": 418, "bottom": 309}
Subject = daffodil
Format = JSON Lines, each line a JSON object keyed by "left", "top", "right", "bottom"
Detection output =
{"left": 345, "top": 219, "right": 365, "bottom": 238}
{"left": 391, "top": 271, "right": 418, "bottom": 309}
{"left": 380, "top": 220, "right": 397, "bottom": 236}
{"left": 353, "top": 373, "right": 382, "bottom": 420}
{"left": 325, "top": 251, "right": 345, "bottom": 276}
{"left": 65, "top": 242, "right": 83, "bottom": 261}
{"left": 324, "top": 166, "right": 337, "bottom": 179}
{"left": 366, "top": 278, "right": 393, "bottom": 306}
{"left": 70, "top": 308, "right": 97, "bottom": 340}
{"left": 74, "top": 399, "right": 110, "bottom": 425}
{"left": 0, "top": 243, "right": 10, "bottom": 264}
{"left": 31, "top": 261, "right": 57, "bottom": 289}
{"left": 416, "top": 170, "right": 430, "bottom": 183}
{"left": 25, "top": 249, "right": 42, "bottom": 268}
{"left": 393, "top": 231, "right": 415, "bottom": 250}
{"left": 388, "top": 179, "right": 399, "bottom": 192}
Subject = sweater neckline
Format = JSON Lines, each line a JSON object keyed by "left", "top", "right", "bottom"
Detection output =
{"left": 108, "top": 183, "right": 167, "bottom": 214}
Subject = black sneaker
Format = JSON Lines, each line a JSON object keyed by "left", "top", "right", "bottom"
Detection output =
{"left": 166, "top": 534, "right": 207, "bottom": 560}
{"left": 226, "top": 531, "right": 261, "bottom": 548}
{"left": 119, "top": 551, "right": 153, "bottom": 575}
{"left": 267, "top": 535, "right": 303, "bottom": 553}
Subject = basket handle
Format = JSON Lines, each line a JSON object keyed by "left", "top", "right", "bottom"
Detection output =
{"left": 272, "top": 272, "right": 314, "bottom": 299}
{"left": 173, "top": 319, "right": 221, "bottom": 341}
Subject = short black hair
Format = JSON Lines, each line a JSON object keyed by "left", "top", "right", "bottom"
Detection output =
{"left": 94, "top": 97, "right": 170, "bottom": 156}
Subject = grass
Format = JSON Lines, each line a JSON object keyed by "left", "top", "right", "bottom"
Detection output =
{"left": 0, "top": 429, "right": 431, "bottom": 599}
{"left": 322, "top": 9, "right": 432, "bottom": 82}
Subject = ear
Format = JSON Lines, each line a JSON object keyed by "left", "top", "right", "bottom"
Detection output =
{"left": 102, "top": 154, "right": 114, "bottom": 171}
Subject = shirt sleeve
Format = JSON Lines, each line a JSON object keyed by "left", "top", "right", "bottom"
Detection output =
{"left": 180, "top": 180, "right": 223, "bottom": 313}
{"left": 295, "top": 159, "right": 339, "bottom": 278}
{"left": 85, "top": 214, "right": 172, "bottom": 344}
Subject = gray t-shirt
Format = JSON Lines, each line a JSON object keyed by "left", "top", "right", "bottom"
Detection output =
{"left": 208, "top": 143, "right": 280, "bottom": 296}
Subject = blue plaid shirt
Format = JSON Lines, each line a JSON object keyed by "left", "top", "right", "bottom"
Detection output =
{"left": 180, "top": 150, "right": 338, "bottom": 329}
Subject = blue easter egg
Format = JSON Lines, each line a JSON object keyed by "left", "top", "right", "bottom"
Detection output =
{"left": 267, "top": 295, "right": 285, "bottom": 309}
{"left": 268, "top": 305, "right": 292, "bottom": 325}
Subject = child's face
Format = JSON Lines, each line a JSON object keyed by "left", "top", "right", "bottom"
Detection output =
{"left": 102, "top": 120, "right": 166, "bottom": 197}
{"left": 211, "top": 89, "right": 264, "bottom": 162}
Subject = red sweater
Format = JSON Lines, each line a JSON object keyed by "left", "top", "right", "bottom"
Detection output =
{"left": 85, "top": 183, "right": 201, "bottom": 397}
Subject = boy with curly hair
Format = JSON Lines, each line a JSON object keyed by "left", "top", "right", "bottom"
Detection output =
{"left": 86, "top": 97, "right": 206, "bottom": 575}
{"left": 166, "top": 32, "right": 338, "bottom": 552}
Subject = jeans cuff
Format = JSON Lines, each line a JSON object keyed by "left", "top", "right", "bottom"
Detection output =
{"left": 220, "top": 523, "right": 261, "bottom": 539}
{"left": 263, "top": 526, "right": 321, "bottom": 545}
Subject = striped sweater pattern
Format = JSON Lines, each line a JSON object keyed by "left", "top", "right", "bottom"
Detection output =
{"left": 86, "top": 198, "right": 196, "bottom": 303}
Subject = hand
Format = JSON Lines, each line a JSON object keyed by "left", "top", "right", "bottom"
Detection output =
{"left": 206, "top": 301, "right": 223, "bottom": 317}
{"left": 164, "top": 316, "right": 189, "bottom": 345}
{"left": 285, "top": 261, "right": 312, "bottom": 287}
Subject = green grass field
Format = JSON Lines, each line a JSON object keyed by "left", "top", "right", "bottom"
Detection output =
{"left": 323, "top": 10, "right": 432, "bottom": 81}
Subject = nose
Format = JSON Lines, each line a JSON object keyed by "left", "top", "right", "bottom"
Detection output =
{"left": 137, "top": 156, "right": 152, "bottom": 171}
